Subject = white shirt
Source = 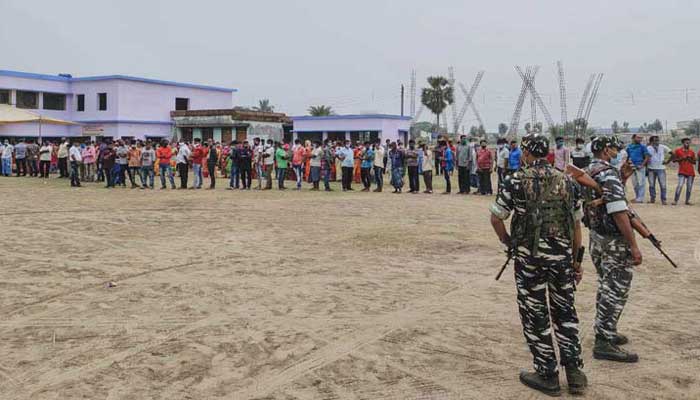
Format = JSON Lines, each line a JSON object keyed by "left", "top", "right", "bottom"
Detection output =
{"left": 69, "top": 146, "right": 83, "bottom": 162}
{"left": 264, "top": 146, "right": 275, "bottom": 165}
{"left": 176, "top": 144, "right": 191, "bottom": 164}
{"left": 496, "top": 147, "right": 510, "bottom": 169}
{"left": 40, "top": 145, "right": 52, "bottom": 161}
{"left": 2, "top": 144, "right": 13, "bottom": 159}
{"left": 646, "top": 144, "right": 670, "bottom": 170}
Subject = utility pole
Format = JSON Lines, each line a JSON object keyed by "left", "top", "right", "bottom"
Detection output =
{"left": 400, "top": 85, "right": 404, "bottom": 116}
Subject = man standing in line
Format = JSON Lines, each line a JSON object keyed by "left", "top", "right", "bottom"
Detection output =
{"left": 373, "top": 139, "right": 385, "bottom": 192}
{"left": 176, "top": 141, "right": 191, "bottom": 189}
{"left": 101, "top": 142, "right": 116, "bottom": 188}
{"left": 26, "top": 139, "right": 39, "bottom": 177}
{"left": 263, "top": 139, "right": 275, "bottom": 190}
{"left": 496, "top": 138, "right": 510, "bottom": 187}
{"left": 1, "top": 140, "right": 12, "bottom": 176}
{"left": 69, "top": 141, "right": 82, "bottom": 187}
{"left": 128, "top": 142, "right": 142, "bottom": 188}
{"left": 669, "top": 137, "right": 696, "bottom": 205}
{"left": 441, "top": 140, "right": 454, "bottom": 194}
{"left": 82, "top": 141, "right": 96, "bottom": 182}
{"left": 275, "top": 142, "right": 289, "bottom": 190}
{"left": 114, "top": 140, "right": 130, "bottom": 187}
{"left": 645, "top": 135, "right": 670, "bottom": 205}
{"left": 14, "top": 139, "right": 27, "bottom": 177}
{"left": 571, "top": 138, "right": 591, "bottom": 169}
{"left": 477, "top": 139, "right": 493, "bottom": 195}
{"left": 140, "top": 141, "right": 156, "bottom": 189}
{"left": 57, "top": 139, "right": 69, "bottom": 178}
{"left": 309, "top": 140, "right": 323, "bottom": 191}
{"left": 252, "top": 137, "right": 265, "bottom": 190}
{"left": 292, "top": 139, "right": 305, "bottom": 190}
{"left": 320, "top": 140, "right": 334, "bottom": 192}
{"left": 404, "top": 140, "right": 419, "bottom": 193}
{"left": 39, "top": 141, "right": 52, "bottom": 178}
{"left": 456, "top": 135, "right": 472, "bottom": 194}
{"left": 553, "top": 137, "right": 570, "bottom": 171}
{"left": 583, "top": 136, "right": 642, "bottom": 364}
{"left": 228, "top": 140, "right": 241, "bottom": 189}
{"left": 157, "top": 140, "right": 176, "bottom": 189}
{"left": 508, "top": 140, "right": 522, "bottom": 173}
{"left": 625, "top": 134, "right": 650, "bottom": 203}
{"left": 490, "top": 133, "right": 587, "bottom": 396}
{"left": 360, "top": 141, "right": 375, "bottom": 192}
{"left": 239, "top": 140, "right": 253, "bottom": 190}
{"left": 190, "top": 138, "right": 205, "bottom": 189}
{"left": 421, "top": 142, "right": 433, "bottom": 194}
{"left": 206, "top": 140, "right": 218, "bottom": 189}
{"left": 336, "top": 140, "right": 355, "bottom": 191}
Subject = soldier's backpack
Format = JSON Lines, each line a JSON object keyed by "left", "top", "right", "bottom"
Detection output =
{"left": 511, "top": 166, "right": 576, "bottom": 257}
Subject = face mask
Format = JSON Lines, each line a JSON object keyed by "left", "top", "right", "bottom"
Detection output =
{"left": 461, "top": 140, "right": 467, "bottom": 145}
{"left": 556, "top": 142, "right": 563, "bottom": 149}
{"left": 576, "top": 144, "right": 583, "bottom": 150}
{"left": 497, "top": 144, "right": 503, "bottom": 149}
{"left": 481, "top": 145, "right": 486, "bottom": 149}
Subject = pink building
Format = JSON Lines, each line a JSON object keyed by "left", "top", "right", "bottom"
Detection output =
{"left": 0, "top": 70, "right": 235, "bottom": 141}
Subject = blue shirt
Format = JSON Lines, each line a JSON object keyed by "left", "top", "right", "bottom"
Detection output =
{"left": 625, "top": 143, "right": 649, "bottom": 166}
{"left": 337, "top": 147, "right": 354, "bottom": 168}
{"left": 361, "top": 148, "right": 374, "bottom": 169}
{"left": 508, "top": 147, "right": 522, "bottom": 170}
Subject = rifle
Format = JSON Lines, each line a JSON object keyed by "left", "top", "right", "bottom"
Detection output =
{"left": 565, "top": 164, "right": 679, "bottom": 269}
{"left": 495, "top": 245, "right": 514, "bottom": 281}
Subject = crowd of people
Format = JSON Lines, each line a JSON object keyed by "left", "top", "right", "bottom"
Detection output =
{"left": 0, "top": 134, "right": 697, "bottom": 204}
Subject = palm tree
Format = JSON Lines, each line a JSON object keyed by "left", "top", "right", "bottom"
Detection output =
{"left": 420, "top": 76, "right": 454, "bottom": 130}
{"left": 308, "top": 105, "right": 334, "bottom": 116}
{"left": 253, "top": 99, "right": 274, "bottom": 113}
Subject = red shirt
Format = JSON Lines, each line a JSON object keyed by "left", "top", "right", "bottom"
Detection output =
{"left": 477, "top": 147, "right": 493, "bottom": 170}
{"left": 674, "top": 147, "right": 696, "bottom": 177}
{"left": 191, "top": 145, "right": 207, "bottom": 165}
{"left": 546, "top": 150, "right": 555, "bottom": 165}
{"left": 156, "top": 146, "right": 172, "bottom": 165}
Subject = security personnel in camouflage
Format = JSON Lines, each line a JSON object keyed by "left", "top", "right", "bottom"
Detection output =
{"left": 584, "top": 136, "right": 642, "bottom": 363}
{"left": 490, "top": 133, "right": 587, "bottom": 396}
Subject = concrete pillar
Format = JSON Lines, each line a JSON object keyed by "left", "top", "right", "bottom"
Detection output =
{"left": 213, "top": 127, "right": 222, "bottom": 142}
{"left": 37, "top": 92, "right": 43, "bottom": 110}
{"left": 175, "top": 127, "right": 182, "bottom": 141}
{"left": 322, "top": 131, "right": 328, "bottom": 141}
{"left": 10, "top": 90, "right": 16, "bottom": 106}
{"left": 345, "top": 131, "right": 350, "bottom": 141}
{"left": 193, "top": 128, "right": 202, "bottom": 140}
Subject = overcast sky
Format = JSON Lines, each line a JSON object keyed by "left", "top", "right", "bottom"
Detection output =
{"left": 2, "top": 0, "right": 699, "bottom": 130}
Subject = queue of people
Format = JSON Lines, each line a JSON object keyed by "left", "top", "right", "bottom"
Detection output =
{"left": 1, "top": 135, "right": 698, "bottom": 204}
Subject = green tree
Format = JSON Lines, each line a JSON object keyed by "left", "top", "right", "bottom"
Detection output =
{"left": 498, "top": 123, "right": 508, "bottom": 135}
{"left": 534, "top": 122, "right": 543, "bottom": 133}
{"left": 469, "top": 125, "right": 478, "bottom": 136}
{"left": 686, "top": 119, "right": 700, "bottom": 137}
{"left": 650, "top": 119, "right": 663, "bottom": 133}
{"left": 253, "top": 99, "right": 274, "bottom": 113}
{"left": 612, "top": 120, "right": 620, "bottom": 133}
{"left": 308, "top": 105, "right": 334, "bottom": 116}
{"left": 573, "top": 118, "right": 588, "bottom": 137}
{"left": 524, "top": 122, "right": 532, "bottom": 133}
{"left": 478, "top": 124, "right": 486, "bottom": 136}
{"left": 420, "top": 76, "right": 454, "bottom": 129}
{"left": 622, "top": 121, "right": 630, "bottom": 133}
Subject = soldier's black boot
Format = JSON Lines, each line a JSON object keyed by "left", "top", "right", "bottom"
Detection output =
{"left": 519, "top": 370, "right": 561, "bottom": 397}
{"left": 564, "top": 365, "right": 588, "bottom": 396}
{"left": 611, "top": 333, "right": 629, "bottom": 345}
{"left": 593, "top": 336, "right": 638, "bottom": 363}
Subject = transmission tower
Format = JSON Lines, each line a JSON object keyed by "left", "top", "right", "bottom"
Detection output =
{"left": 530, "top": 72, "right": 537, "bottom": 127}
{"left": 409, "top": 69, "right": 417, "bottom": 119}
{"left": 509, "top": 67, "right": 536, "bottom": 136}
{"left": 448, "top": 66, "right": 459, "bottom": 134}
{"left": 557, "top": 60, "right": 568, "bottom": 125}
{"left": 516, "top": 65, "right": 555, "bottom": 129}
{"left": 455, "top": 71, "right": 485, "bottom": 133}
{"left": 583, "top": 73, "right": 604, "bottom": 123}
{"left": 576, "top": 74, "right": 596, "bottom": 120}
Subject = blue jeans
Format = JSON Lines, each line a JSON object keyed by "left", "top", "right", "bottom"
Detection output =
{"left": 230, "top": 166, "right": 240, "bottom": 188}
{"left": 322, "top": 168, "right": 331, "bottom": 190}
{"left": 141, "top": 166, "right": 154, "bottom": 188}
{"left": 647, "top": 169, "right": 666, "bottom": 202}
{"left": 277, "top": 167, "right": 287, "bottom": 189}
{"left": 159, "top": 164, "right": 175, "bottom": 188}
{"left": 293, "top": 164, "right": 303, "bottom": 188}
{"left": 193, "top": 164, "right": 203, "bottom": 188}
{"left": 255, "top": 163, "right": 263, "bottom": 188}
{"left": 374, "top": 167, "right": 384, "bottom": 189}
{"left": 1, "top": 158, "right": 11, "bottom": 176}
{"left": 632, "top": 166, "right": 646, "bottom": 202}
{"left": 675, "top": 174, "right": 695, "bottom": 204}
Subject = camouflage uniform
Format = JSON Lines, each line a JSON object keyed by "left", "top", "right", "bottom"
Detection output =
{"left": 490, "top": 158, "right": 584, "bottom": 377}
{"left": 584, "top": 158, "right": 634, "bottom": 342}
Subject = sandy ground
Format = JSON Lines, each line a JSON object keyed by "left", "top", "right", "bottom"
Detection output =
{"left": 0, "top": 172, "right": 699, "bottom": 400}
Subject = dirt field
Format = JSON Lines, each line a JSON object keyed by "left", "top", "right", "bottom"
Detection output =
{"left": 1, "top": 173, "right": 699, "bottom": 400}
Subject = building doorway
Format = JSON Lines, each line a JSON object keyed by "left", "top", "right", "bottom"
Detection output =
{"left": 235, "top": 126, "right": 247, "bottom": 142}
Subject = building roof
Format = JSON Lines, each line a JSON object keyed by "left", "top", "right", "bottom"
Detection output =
{"left": 0, "top": 69, "right": 236, "bottom": 93}
{"left": 291, "top": 114, "right": 412, "bottom": 121}
{"left": 171, "top": 108, "right": 291, "bottom": 124}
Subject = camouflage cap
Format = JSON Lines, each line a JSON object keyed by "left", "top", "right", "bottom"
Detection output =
{"left": 520, "top": 133, "right": 550, "bottom": 157}
{"left": 591, "top": 135, "right": 623, "bottom": 153}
